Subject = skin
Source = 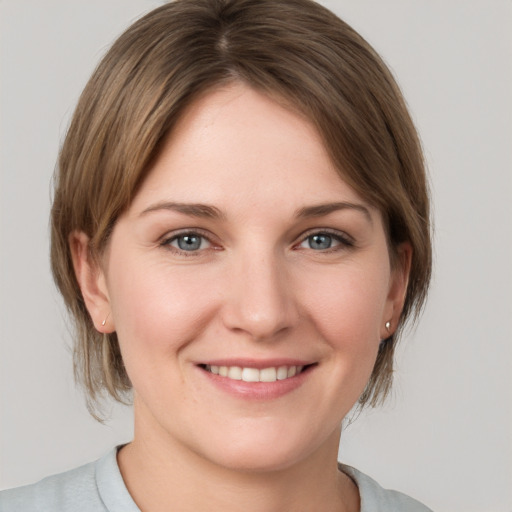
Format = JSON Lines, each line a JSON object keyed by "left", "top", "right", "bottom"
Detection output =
{"left": 71, "top": 84, "right": 411, "bottom": 512}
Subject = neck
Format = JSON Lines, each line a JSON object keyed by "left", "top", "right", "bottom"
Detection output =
{"left": 117, "top": 407, "right": 358, "bottom": 512}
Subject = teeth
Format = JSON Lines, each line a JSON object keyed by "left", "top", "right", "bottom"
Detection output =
{"left": 228, "top": 366, "right": 242, "bottom": 380}
{"left": 277, "top": 366, "right": 288, "bottom": 380}
{"left": 242, "top": 368, "right": 260, "bottom": 382}
{"left": 205, "top": 364, "right": 305, "bottom": 382}
{"left": 259, "top": 367, "right": 277, "bottom": 382}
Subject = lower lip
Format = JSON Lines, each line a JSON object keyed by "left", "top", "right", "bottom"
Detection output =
{"left": 198, "top": 366, "right": 313, "bottom": 400}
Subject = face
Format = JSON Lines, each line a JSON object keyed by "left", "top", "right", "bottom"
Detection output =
{"left": 77, "top": 84, "right": 408, "bottom": 472}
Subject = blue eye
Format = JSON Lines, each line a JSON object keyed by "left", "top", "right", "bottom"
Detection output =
{"left": 298, "top": 231, "right": 352, "bottom": 251}
{"left": 169, "top": 233, "right": 210, "bottom": 252}
{"left": 307, "top": 233, "right": 334, "bottom": 250}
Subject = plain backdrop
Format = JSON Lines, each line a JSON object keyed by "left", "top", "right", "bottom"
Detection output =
{"left": 1, "top": 1, "right": 511, "bottom": 511}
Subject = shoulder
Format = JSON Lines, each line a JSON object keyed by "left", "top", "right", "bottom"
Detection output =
{"left": 0, "top": 447, "right": 138, "bottom": 512}
{"left": 339, "top": 464, "right": 434, "bottom": 512}
{"left": 0, "top": 457, "right": 100, "bottom": 512}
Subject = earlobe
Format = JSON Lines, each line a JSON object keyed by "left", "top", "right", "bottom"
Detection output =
{"left": 382, "top": 242, "right": 412, "bottom": 338}
{"left": 69, "top": 231, "right": 113, "bottom": 333}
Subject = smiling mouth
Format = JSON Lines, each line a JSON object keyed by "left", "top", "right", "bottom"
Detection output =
{"left": 201, "top": 364, "right": 313, "bottom": 383}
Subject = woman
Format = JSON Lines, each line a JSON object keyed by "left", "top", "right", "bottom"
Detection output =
{"left": 1, "top": 0, "right": 432, "bottom": 510}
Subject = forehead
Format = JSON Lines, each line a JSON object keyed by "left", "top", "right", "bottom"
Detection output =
{"left": 129, "top": 84, "right": 372, "bottom": 217}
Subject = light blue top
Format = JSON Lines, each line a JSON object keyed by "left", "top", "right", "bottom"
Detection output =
{"left": 0, "top": 447, "right": 433, "bottom": 511}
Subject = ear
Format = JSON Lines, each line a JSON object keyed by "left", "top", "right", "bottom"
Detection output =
{"left": 381, "top": 242, "right": 412, "bottom": 339}
{"left": 69, "top": 231, "right": 114, "bottom": 333}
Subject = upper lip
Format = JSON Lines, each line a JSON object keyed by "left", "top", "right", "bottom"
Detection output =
{"left": 197, "top": 358, "right": 316, "bottom": 369}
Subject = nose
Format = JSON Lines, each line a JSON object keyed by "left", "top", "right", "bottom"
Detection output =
{"left": 221, "top": 249, "right": 300, "bottom": 341}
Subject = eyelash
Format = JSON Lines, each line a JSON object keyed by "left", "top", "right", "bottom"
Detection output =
{"left": 159, "top": 229, "right": 217, "bottom": 257}
{"left": 295, "top": 228, "right": 355, "bottom": 252}
{"left": 159, "top": 228, "right": 355, "bottom": 256}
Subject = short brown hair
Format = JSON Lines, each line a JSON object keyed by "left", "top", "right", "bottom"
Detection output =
{"left": 51, "top": 0, "right": 431, "bottom": 417}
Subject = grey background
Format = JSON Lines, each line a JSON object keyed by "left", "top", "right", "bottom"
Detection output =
{"left": 1, "top": 1, "right": 511, "bottom": 510}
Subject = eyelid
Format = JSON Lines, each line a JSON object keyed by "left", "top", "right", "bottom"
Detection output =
{"left": 159, "top": 228, "right": 220, "bottom": 255}
{"left": 157, "top": 227, "right": 354, "bottom": 255}
{"left": 295, "top": 228, "right": 355, "bottom": 250}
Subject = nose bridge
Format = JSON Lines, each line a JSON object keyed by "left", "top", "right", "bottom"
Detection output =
{"left": 222, "top": 243, "right": 298, "bottom": 340}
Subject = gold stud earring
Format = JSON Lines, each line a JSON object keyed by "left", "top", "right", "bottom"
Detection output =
{"left": 385, "top": 321, "right": 391, "bottom": 332}
{"left": 101, "top": 313, "right": 110, "bottom": 327}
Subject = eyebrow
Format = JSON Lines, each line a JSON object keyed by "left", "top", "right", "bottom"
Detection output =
{"left": 140, "top": 202, "right": 226, "bottom": 220}
{"left": 140, "top": 200, "right": 372, "bottom": 223}
{"left": 295, "top": 202, "right": 373, "bottom": 223}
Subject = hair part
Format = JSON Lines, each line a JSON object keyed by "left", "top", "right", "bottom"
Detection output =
{"left": 51, "top": 0, "right": 431, "bottom": 418}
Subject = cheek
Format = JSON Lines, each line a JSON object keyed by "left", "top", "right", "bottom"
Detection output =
{"left": 301, "top": 264, "right": 391, "bottom": 411}
{"left": 300, "top": 262, "right": 390, "bottom": 349}
{"left": 107, "top": 256, "right": 219, "bottom": 357}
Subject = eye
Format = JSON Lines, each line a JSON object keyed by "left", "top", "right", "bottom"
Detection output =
{"left": 165, "top": 232, "right": 211, "bottom": 252}
{"left": 298, "top": 230, "right": 353, "bottom": 251}
{"left": 304, "top": 233, "right": 335, "bottom": 250}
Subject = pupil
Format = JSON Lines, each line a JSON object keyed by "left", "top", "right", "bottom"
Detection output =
{"left": 310, "top": 234, "right": 331, "bottom": 250}
{"left": 178, "top": 235, "right": 201, "bottom": 251}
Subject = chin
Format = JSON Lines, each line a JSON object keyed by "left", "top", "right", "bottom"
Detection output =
{"left": 206, "top": 443, "right": 304, "bottom": 474}
{"left": 189, "top": 421, "right": 333, "bottom": 474}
